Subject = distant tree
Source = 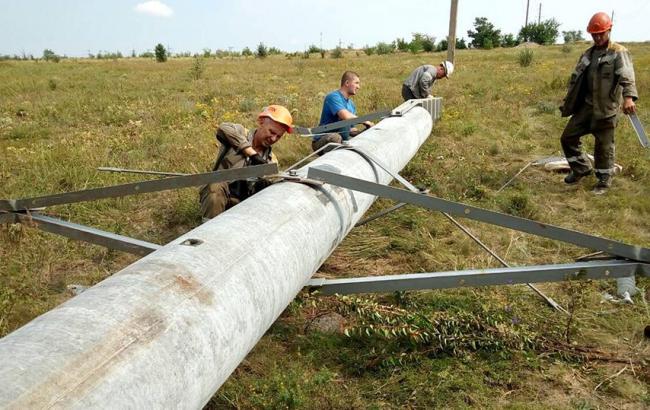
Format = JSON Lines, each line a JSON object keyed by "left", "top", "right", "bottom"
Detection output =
{"left": 436, "top": 38, "right": 448, "bottom": 52}
{"left": 43, "top": 49, "right": 60, "bottom": 62}
{"left": 456, "top": 38, "right": 468, "bottom": 49}
{"left": 346, "top": 43, "right": 354, "bottom": 50}
{"left": 331, "top": 46, "right": 343, "bottom": 58}
{"left": 154, "top": 43, "right": 167, "bottom": 62}
{"left": 363, "top": 45, "right": 376, "bottom": 55}
{"left": 518, "top": 19, "right": 561, "bottom": 44}
{"left": 202, "top": 48, "right": 212, "bottom": 58}
{"left": 411, "top": 33, "right": 435, "bottom": 52}
{"left": 268, "top": 46, "right": 283, "bottom": 55}
{"left": 131, "top": 49, "right": 136, "bottom": 58}
{"left": 501, "top": 33, "right": 519, "bottom": 48}
{"left": 242, "top": 47, "right": 253, "bottom": 57}
{"left": 396, "top": 37, "right": 410, "bottom": 52}
{"left": 140, "top": 50, "right": 155, "bottom": 58}
{"left": 256, "top": 43, "right": 268, "bottom": 58}
{"left": 375, "top": 41, "right": 395, "bottom": 55}
{"left": 562, "top": 30, "right": 584, "bottom": 44}
{"left": 467, "top": 17, "right": 501, "bottom": 49}
{"left": 307, "top": 44, "right": 321, "bottom": 54}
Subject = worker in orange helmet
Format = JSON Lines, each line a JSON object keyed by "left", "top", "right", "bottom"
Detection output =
{"left": 199, "top": 105, "right": 293, "bottom": 220}
{"left": 559, "top": 12, "right": 638, "bottom": 194}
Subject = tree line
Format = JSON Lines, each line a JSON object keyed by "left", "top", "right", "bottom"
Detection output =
{"left": 0, "top": 16, "right": 586, "bottom": 62}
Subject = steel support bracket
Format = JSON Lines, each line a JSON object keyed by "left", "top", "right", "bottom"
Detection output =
{"left": 307, "top": 167, "right": 650, "bottom": 263}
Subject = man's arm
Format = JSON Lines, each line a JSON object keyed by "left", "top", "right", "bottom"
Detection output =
{"left": 217, "top": 123, "right": 264, "bottom": 161}
{"left": 616, "top": 50, "right": 638, "bottom": 114}
{"left": 418, "top": 71, "right": 434, "bottom": 98}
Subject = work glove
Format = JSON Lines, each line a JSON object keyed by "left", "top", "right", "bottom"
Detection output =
{"left": 249, "top": 153, "right": 269, "bottom": 165}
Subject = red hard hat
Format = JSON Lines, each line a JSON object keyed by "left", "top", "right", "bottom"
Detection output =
{"left": 587, "top": 12, "right": 612, "bottom": 34}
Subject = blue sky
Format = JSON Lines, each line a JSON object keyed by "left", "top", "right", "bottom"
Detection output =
{"left": 1, "top": 0, "right": 648, "bottom": 57}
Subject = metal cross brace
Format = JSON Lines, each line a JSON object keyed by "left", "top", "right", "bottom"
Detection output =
{"left": 307, "top": 260, "right": 650, "bottom": 295}
{"left": 307, "top": 167, "right": 650, "bottom": 263}
{"left": 293, "top": 110, "right": 393, "bottom": 136}
{"left": 0, "top": 163, "right": 278, "bottom": 212}
{"left": 327, "top": 146, "right": 567, "bottom": 312}
{"left": 1, "top": 164, "right": 278, "bottom": 255}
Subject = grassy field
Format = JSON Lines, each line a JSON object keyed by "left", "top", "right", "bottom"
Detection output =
{"left": 1, "top": 44, "right": 649, "bottom": 408}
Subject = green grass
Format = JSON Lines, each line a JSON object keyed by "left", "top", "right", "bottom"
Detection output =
{"left": 1, "top": 45, "right": 650, "bottom": 408}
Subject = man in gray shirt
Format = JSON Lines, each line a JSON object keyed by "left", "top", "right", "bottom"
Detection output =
{"left": 402, "top": 61, "right": 454, "bottom": 100}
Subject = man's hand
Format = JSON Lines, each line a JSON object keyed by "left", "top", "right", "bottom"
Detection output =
{"left": 363, "top": 121, "right": 374, "bottom": 129}
{"left": 249, "top": 153, "right": 269, "bottom": 165}
{"left": 623, "top": 97, "right": 637, "bottom": 115}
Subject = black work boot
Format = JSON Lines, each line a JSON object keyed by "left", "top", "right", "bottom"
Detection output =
{"left": 593, "top": 174, "right": 612, "bottom": 195}
{"left": 564, "top": 170, "right": 591, "bottom": 184}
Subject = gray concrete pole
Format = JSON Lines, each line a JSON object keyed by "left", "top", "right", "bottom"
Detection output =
{"left": 446, "top": 0, "right": 459, "bottom": 63}
{"left": 0, "top": 105, "right": 434, "bottom": 408}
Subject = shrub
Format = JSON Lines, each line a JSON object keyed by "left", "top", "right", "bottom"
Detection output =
{"left": 375, "top": 42, "right": 394, "bottom": 55}
{"left": 518, "top": 49, "right": 534, "bottom": 67}
{"left": 307, "top": 44, "right": 321, "bottom": 54}
{"left": 189, "top": 56, "right": 205, "bottom": 80}
{"left": 518, "top": 19, "right": 561, "bottom": 45}
{"left": 154, "top": 43, "right": 167, "bottom": 62}
{"left": 562, "top": 30, "right": 584, "bottom": 44}
{"left": 396, "top": 38, "right": 410, "bottom": 52}
{"left": 561, "top": 44, "right": 572, "bottom": 53}
{"left": 363, "top": 45, "right": 376, "bottom": 55}
{"left": 256, "top": 43, "right": 268, "bottom": 58}
{"left": 501, "top": 33, "right": 519, "bottom": 48}
{"left": 411, "top": 33, "right": 435, "bottom": 52}
{"left": 330, "top": 46, "right": 343, "bottom": 58}
{"left": 436, "top": 39, "right": 448, "bottom": 52}
{"left": 242, "top": 47, "right": 253, "bottom": 57}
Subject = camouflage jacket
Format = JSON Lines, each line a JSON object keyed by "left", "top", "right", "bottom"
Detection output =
{"left": 212, "top": 123, "right": 275, "bottom": 171}
{"left": 211, "top": 123, "right": 276, "bottom": 199}
{"left": 560, "top": 41, "right": 638, "bottom": 119}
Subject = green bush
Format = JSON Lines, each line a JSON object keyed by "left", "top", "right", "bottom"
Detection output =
{"left": 189, "top": 56, "right": 205, "bottom": 80}
{"left": 331, "top": 46, "right": 343, "bottom": 59}
{"left": 242, "top": 47, "right": 253, "bottom": 57}
{"left": 363, "top": 45, "right": 376, "bottom": 55}
{"left": 375, "top": 42, "right": 394, "bottom": 55}
{"left": 518, "top": 19, "right": 561, "bottom": 45}
{"left": 154, "top": 43, "right": 167, "bottom": 62}
{"left": 256, "top": 43, "right": 268, "bottom": 58}
{"left": 518, "top": 49, "right": 534, "bottom": 67}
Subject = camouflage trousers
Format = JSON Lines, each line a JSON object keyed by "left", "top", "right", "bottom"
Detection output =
{"left": 560, "top": 104, "right": 617, "bottom": 178}
{"left": 199, "top": 181, "right": 240, "bottom": 220}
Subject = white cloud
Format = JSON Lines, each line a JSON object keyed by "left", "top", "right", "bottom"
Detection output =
{"left": 134, "top": 1, "right": 174, "bottom": 18}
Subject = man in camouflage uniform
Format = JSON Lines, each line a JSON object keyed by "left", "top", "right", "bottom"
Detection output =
{"left": 559, "top": 12, "right": 638, "bottom": 194}
{"left": 199, "top": 105, "right": 293, "bottom": 220}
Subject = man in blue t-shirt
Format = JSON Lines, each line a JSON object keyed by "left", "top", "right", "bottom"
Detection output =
{"left": 312, "top": 71, "right": 374, "bottom": 153}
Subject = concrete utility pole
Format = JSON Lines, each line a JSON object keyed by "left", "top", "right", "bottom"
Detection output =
{"left": 0, "top": 104, "right": 436, "bottom": 408}
{"left": 447, "top": 0, "right": 459, "bottom": 63}
{"left": 538, "top": 3, "right": 541, "bottom": 24}
{"left": 525, "top": 0, "right": 530, "bottom": 26}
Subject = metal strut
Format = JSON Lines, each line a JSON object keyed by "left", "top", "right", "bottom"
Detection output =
{"left": 1, "top": 164, "right": 278, "bottom": 255}
{"left": 307, "top": 167, "right": 650, "bottom": 263}
{"left": 327, "top": 145, "right": 567, "bottom": 313}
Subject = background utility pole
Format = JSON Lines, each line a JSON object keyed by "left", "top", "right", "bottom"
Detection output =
{"left": 446, "top": 0, "right": 459, "bottom": 64}
{"left": 538, "top": 3, "right": 541, "bottom": 24}
{"left": 525, "top": 0, "right": 530, "bottom": 26}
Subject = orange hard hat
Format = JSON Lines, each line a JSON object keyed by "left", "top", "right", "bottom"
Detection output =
{"left": 587, "top": 12, "right": 612, "bottom": 34}
{"left": 258, "top": 105, "right": 293, "bottom": 133}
